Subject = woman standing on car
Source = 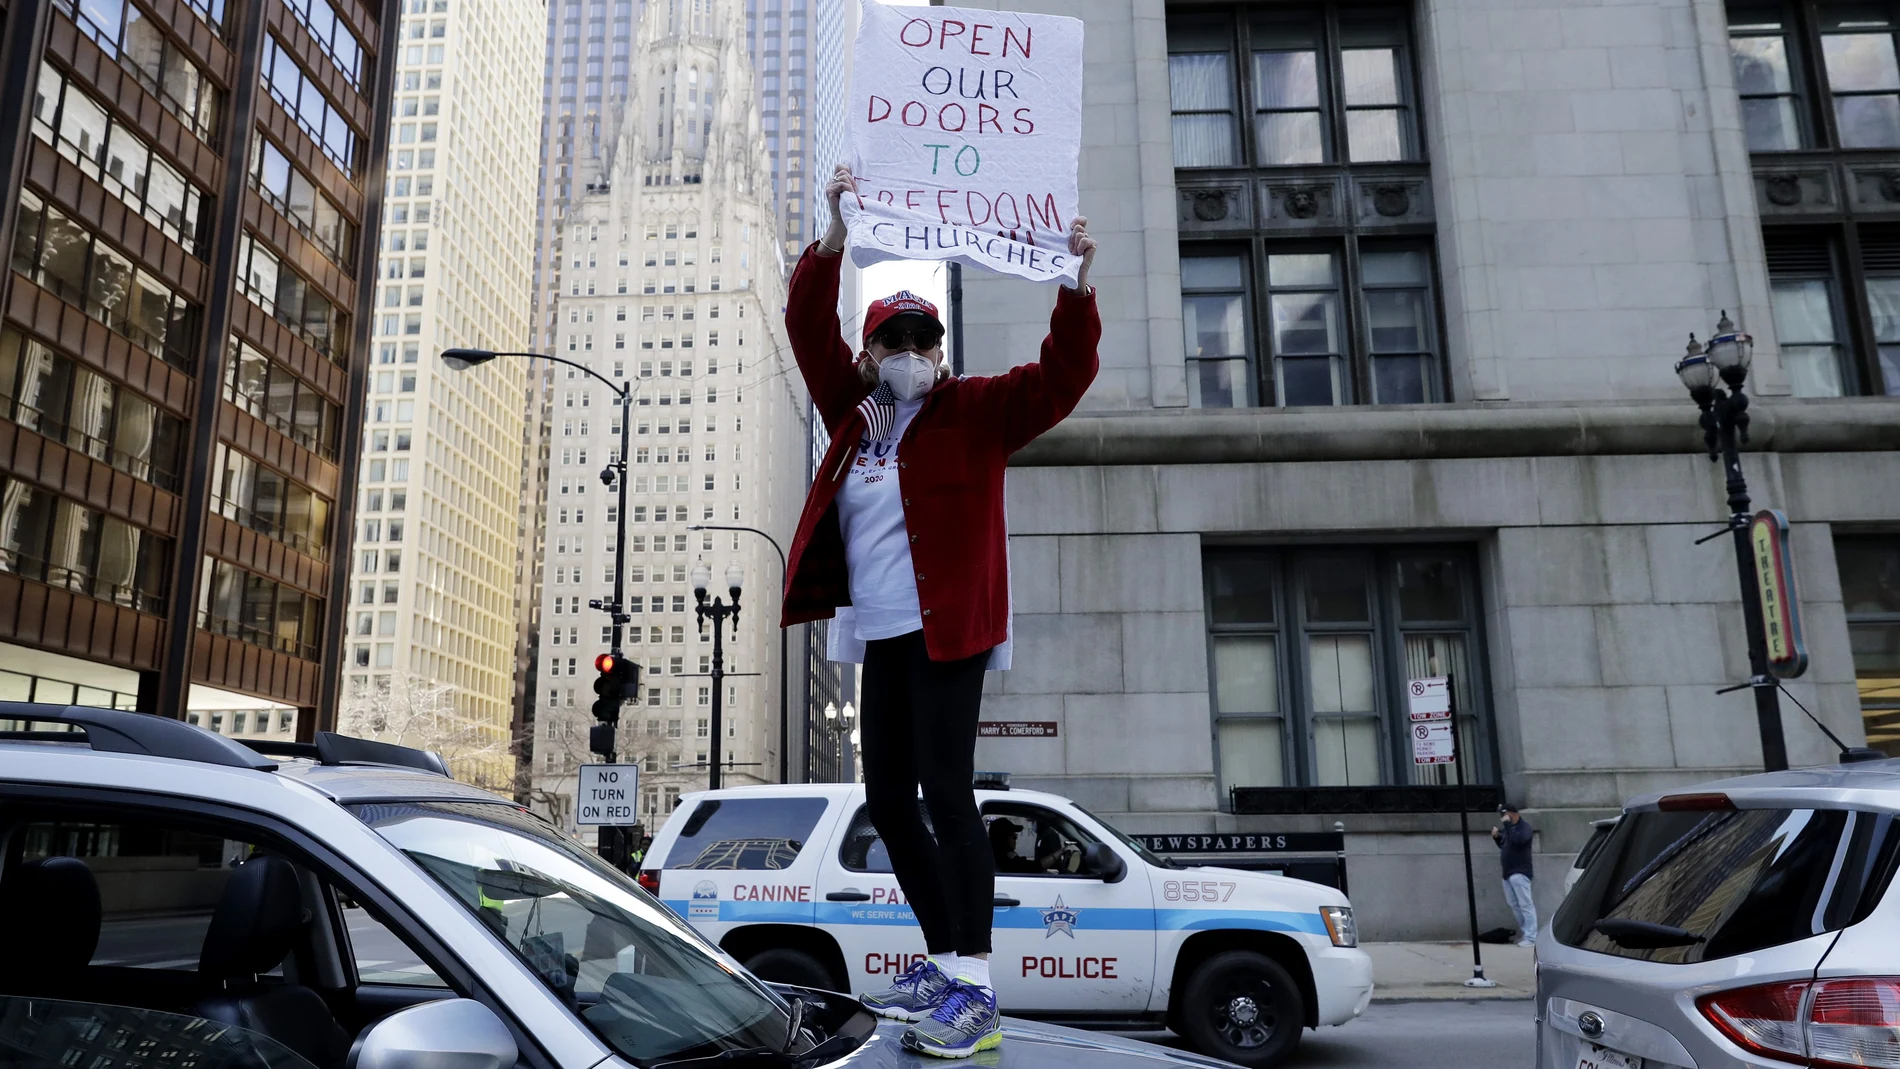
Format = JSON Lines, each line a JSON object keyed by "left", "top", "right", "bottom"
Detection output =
{"left": 778, "top": 164, "right": 1099, "bottom": 1059}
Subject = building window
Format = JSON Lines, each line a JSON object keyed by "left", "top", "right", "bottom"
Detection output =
{"left": 10, "top": 190, "right": 200, "bottom": 370}
{"left": 197, "top": 557, "right": 322, "bottom": 659}
{"left": 30, "top": 65, "right": 212, "bottom": 253}
{"left": 1181, "top": 243, "right": 1439, "bottom": 408}
{"left": 1169, "top": 6, "right": 1416, "bottom": 170}
{"left": 1203, "top": 546, "right": 1489, "bottom": 797}
{"left": 1729, "top": 3, "right": 1900, "bottom": 394}
{"left": 1171, "top": 5, "right": 1438, "bottom": 409}
{"left": 0, "top": 328, "right": 187, "bottom": 491}
{"left": 1837, "top": 535, "right": 1900, "bottom": 755}
{"left": 0, "top": 477, "right": 171, "bottom": 611}
{"left": 260, "top": 37, "right": 359, "bottom": 175}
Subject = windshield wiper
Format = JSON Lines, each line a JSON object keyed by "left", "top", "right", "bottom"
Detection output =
{"left": 1593, "top": 917, "right": 1707, "bottom": 950}
{"left": 781, "top": 997, "right": 807, "bottom": 1054}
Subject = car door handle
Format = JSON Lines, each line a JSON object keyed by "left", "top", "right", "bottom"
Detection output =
{"left": 826, "top": 891, "right": 872, "bottom": 902}
{"left": 992, "top": 895, "right": 1020, "bottom": 908}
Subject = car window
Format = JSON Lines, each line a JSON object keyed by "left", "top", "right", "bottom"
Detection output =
{"left": 1572, "top": 821, "right": 1617, "bottom": 872}
{"left": 1552, "top": 807, "right": 1900, "bottom": 963}
{"left": 339, "top": 892, "right": 449, "bottom": 987}
{"left": 839, "top": 802, "right": 933, "bottom": 873}
{"left": 15, "top": 817, "right": 266, "bottom": 974}
{"left": 983, "top": 803, "right": 1102, "bottom": 877}
{"left": 356, "top": 799, "right": 797, "bottom": 1065}
{"left": 663, "top": 797, "right": 828, "bottom": 870}
{"left": 0, "top": 994, "right": 319, "bottom": 1069}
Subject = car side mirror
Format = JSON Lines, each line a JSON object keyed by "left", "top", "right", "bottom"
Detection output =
{"left": 349, "top": 998, "right": 518, "bottom": 1069}
{"left": 1083, "top": 843, "right": 1126, "bottom": 883}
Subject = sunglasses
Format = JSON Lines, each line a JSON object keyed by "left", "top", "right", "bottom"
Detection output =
{"left": 871, "top": 325, "right": 943, "bottom": 351}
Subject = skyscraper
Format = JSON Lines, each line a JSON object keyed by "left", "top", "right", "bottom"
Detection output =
{"left": 0, "top": 0, "right": 395, "bottom": 731}
{"left": 742, "top": 0, "right": 815, "bottom": 263}
{"left": 514, "top": 0, "right": 818, "bottom": 796}
{"left": 523, "top": 0, "right": 805, "bottom": 835}
{"left": 335, "top": 0, "right": 540, "bottom": 790}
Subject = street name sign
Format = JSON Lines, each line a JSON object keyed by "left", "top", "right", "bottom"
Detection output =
{"left": 576, "top": 764, "right": 640, "bottom": 826}
{"left": 977, "top": 721, "right": 1058, "bottom": 738}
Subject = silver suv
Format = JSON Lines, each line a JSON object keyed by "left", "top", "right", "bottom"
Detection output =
{"left": 1536, "top": 757, "right": 1900, "bottom": 1069}
{"left": 0, "top": 704, "right": 1229, "bottom": 1069}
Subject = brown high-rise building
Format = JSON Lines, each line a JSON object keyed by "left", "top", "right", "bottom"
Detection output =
{"left": 0, "top": 0, "right": 395, "bottom": 735}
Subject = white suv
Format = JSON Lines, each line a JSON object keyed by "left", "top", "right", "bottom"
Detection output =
{"left": 644, "top": 782, "right": 1374, "bottom": 1067}
{"left": 0, "top": 704, "right": 1234, "bottom": 1069}
{"left": 1538, "top": 757, "right": 1900, "bottom": 1069}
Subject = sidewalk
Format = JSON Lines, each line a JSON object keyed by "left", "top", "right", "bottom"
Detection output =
{"left": 1365, "top": 941, "right": 1536, "bottom": 1001}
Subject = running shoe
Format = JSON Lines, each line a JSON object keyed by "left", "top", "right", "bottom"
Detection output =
{"left": 902, "top": 980, "right": 1002, "bottom": 1059}
{"left": 859, "top": 958, "right": 953, "bottom": 1022}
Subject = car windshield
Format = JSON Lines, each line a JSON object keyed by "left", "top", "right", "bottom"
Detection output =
{"left": 1073, "top": 803, "right": 1176, "bottom": 868}
{"left": 355, "top": 800, "right": 793, "bottom": 1066}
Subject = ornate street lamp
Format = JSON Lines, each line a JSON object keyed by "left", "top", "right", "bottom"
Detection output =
{"left": 1672, "top": 313, "right": 1788, "bottom": 771}
{"left": 693, "top": 560, "right": 743, "bottom": 788}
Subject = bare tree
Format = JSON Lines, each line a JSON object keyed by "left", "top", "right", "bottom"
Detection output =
{"left": 524, "top": 703, "right": 706, "bottom": 831}
{"left": 337, "top": 673, "right": 513, "bottom": 793}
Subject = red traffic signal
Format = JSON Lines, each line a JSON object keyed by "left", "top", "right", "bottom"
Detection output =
{"left": 592, "top": 652, "right": 641, "bottom": 723}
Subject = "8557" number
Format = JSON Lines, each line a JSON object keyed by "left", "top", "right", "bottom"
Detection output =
{"left": 1162, "top": 880, "right": 1235, "bottom": 903}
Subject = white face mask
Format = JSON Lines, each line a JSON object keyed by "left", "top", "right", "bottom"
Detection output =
{"left": 877, "top": 351, "right": 937, "bottom": 402}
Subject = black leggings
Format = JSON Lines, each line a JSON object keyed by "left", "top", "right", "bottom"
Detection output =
{"left": 859, "top": 629, "right": 994, "bottom": 956}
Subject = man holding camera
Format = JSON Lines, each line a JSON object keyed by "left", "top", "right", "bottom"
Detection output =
{"left": 1492, "top": 804, "right": 1536, "bottom": 948}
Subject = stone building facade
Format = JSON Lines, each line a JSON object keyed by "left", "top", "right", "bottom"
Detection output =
{"left": 930, "top": 0, "right": 1900, "bottom": 938}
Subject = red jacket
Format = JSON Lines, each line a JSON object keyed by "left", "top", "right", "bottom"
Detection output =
{"left": 779, "top": 243, "right": 1101, "bottom": 662}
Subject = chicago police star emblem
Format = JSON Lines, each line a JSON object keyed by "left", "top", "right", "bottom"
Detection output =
{"left": 1040, "top": 897, "right": 1079, "bottom": 939}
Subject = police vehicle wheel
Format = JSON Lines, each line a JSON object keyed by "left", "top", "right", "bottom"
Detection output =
{"left": 741, "top": 947, "right": 836, "bottom": 990}
{"left": 1178, "top": 950, "right": 1303, "bottom": 1068}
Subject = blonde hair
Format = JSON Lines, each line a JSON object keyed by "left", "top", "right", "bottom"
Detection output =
{"left": 858, "top": 354, "right": 952, "bottom": 385}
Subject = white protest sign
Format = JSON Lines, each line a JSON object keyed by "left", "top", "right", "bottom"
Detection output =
{"left": 1411, "top": 721, "right": 1455, "bottom": 765}
{"left": 843, "top": 1, "right": 1084, "bottom": 284}
{"left": 576, "top": 764, "right": 640, "bottom": 826}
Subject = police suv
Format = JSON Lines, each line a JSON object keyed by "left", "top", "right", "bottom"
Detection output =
{"left": 642, "top": 781, "right": 1375, "bottom": 1067}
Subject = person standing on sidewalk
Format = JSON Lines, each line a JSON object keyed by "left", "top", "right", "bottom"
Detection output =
{"left": 778, "top": 164, "right": 1100, "bottom": 1059}
{"left": 1491, "top": 804, "right": 1536, "bottom": 947}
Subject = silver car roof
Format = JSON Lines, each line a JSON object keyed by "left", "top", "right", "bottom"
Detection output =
{"left": 0, "top": 736, "right": 514, "bottom": 807}
{"left": 1623, "top": 757, "right": 1900, "bottom": 812}
{"left": 270, "top": 758, "right": 520, "bottom": 805}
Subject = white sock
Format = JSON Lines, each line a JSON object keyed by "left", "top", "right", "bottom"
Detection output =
{"left": 927, "top": 952, "right": 958, "bottom": 975}
{"left": 955, "top": 956, "right": 991, "bottom": 989}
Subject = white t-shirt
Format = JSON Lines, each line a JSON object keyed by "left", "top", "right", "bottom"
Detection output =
{"left": 835, "top": 398, "right": 924, "bottom": 641}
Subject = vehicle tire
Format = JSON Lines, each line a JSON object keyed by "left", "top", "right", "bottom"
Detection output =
{"left": 740, "top": 947, "right": 836, "bottom": 990}
{"left": 1176, "top": 950, "right": 1305, "bottom": 1069}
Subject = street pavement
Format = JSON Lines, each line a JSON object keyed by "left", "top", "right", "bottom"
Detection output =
{"left": 1117, "top": 999, "right": 1536, "bottom": 1068}
{"left": 1115, "top": 941, "right": 1539, "bottom": 1067}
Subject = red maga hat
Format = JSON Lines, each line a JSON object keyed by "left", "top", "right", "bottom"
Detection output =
{"left": 862, "top": 290, "right": 943, "bottom": 343}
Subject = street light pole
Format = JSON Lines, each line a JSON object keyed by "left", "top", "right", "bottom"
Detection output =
{"left": 690, "top": 523, "right": 789, "bottom": 784}
{"left": 1673, "top": 316, "right": 1790, "bottom": 773}
{"left": 441, "top": 348, "right": 636, "bottom": 751}
{"left": 693, "top": 560, "right": 743, "bottom": 790}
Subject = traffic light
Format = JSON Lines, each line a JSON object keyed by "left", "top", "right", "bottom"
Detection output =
{"left": 592, "top": 652, "right": 639, "bottom": 722}
{"left": 589, "top": 653, "right": 640, "bottom": 758}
